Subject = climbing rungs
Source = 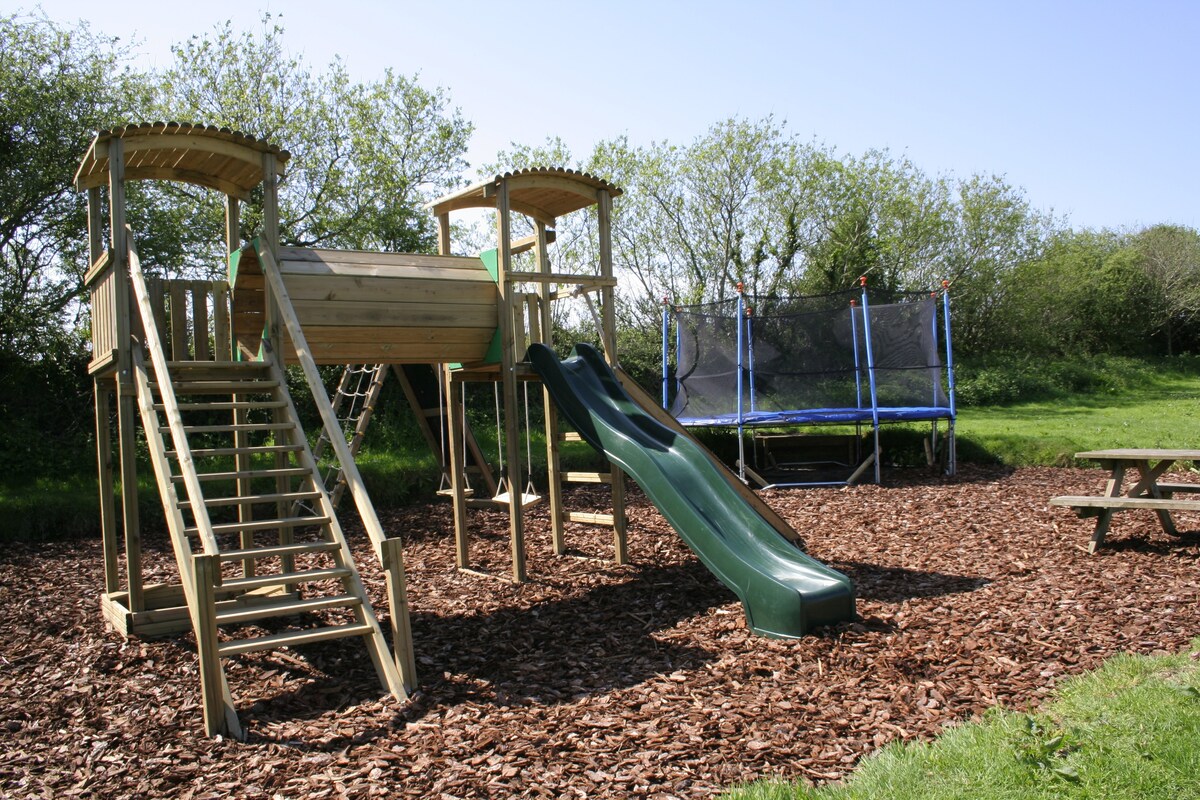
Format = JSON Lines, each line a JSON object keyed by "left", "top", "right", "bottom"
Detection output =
{"left": 218, "top": 622, "right": 374, "bottom": 657}
{"left": 563, "top": 471, "right": 612, "bottom": 484}
{"left": 214, "top": 594, "right": 362, "bottom": 626}
{"left": 561, "top": 431, "right": 585, "bottom": 442}
{"left": 185, "top": 515, "right": 331, "bottom": 537}
{"left": 216, "top": 540, "right": 341, "bottom": 562}
{"left": 568, "top": 511, "right": 616, "bottom": 526}
{"left": 169, "top": 443, "right": 303, "bottom": 458}
{"left": 186, "top": 489, "right": 322, "bottom": 508}
{"left": 218, "top": 566, "right": 352, "bottom": 593}
{"left": 174, "top": 466, "right": 311, "bottom": 482}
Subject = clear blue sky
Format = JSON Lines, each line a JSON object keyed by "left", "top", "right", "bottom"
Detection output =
{"left": 29, "top": 0, "right": 1200, "bottom": 231}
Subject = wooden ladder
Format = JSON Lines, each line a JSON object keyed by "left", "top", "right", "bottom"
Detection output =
{"left": 132, "top": 351, "right": 405, "bottom": 737}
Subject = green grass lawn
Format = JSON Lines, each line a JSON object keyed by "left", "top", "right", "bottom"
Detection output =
{"left": 722, "top": 640, "right": 1200, "bottom": 800}
{"left": 956, "top": 370, "right": 1200, "bottom": 467}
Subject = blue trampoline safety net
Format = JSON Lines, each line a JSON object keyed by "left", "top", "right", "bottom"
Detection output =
{"left": 665, "top": 287, "right": 954, "bottom": 427}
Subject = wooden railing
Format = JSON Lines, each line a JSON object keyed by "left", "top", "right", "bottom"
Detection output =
{"left": 143, "top": 276, "right": 232, "bottom": 362}
{"left": 86, "top": 252, "right": 118, "bottom": 374}
{"left": 86, "top": 249, "right": 234, "bottom": 370}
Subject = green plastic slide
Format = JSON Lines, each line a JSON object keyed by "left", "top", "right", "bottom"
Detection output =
{"left": 527, "top": 343, "right": 856, "bottom": 638}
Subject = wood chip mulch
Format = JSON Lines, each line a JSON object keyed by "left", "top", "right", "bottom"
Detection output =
{"left": 3, "top": 464, "right": 1199, "bottom": 799}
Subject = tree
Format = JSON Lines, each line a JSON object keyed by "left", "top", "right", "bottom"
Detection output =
{"left": 0, "top": 11, "right": 144, "bottom": 359}
{"left": 941, "top": 175, "right": 1058, "bottom": 355}
{"left": 1133, "top": 224, "right": 1200, "bottom": 355}
{"left": 148, "top": 16, "right": 474, "bottom": 271}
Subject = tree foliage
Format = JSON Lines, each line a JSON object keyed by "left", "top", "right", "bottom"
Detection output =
{"left": 149, "top": 16, "right": 474, "bottom": 269}
{"left": 0, "top": 11, "right": 144, "bottom": 358}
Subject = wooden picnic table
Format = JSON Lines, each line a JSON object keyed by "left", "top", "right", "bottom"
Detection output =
{"left": 1050, "top": 448, "right": 1200, "bottom": 552}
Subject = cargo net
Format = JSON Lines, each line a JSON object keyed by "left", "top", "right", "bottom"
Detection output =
{"left": 669, "top": 288, "right": 949, "bottom": 424}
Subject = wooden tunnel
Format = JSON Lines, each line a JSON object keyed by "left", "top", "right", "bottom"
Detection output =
{"left": 228, "top": 246, "right": 501, "bottom": 365}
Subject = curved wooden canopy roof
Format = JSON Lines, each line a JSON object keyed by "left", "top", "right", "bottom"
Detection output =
{"left": 427, "top": 168, "right": 622, "bottom": 227}
{"left": 74, "top": 122, "right": 290, "bottom": 201}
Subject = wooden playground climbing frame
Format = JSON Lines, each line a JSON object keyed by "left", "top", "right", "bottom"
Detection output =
{"left": 78, "top": 122, "right": 630, "bottom": 737}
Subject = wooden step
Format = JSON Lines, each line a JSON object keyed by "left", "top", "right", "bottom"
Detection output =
{"left": 216, "top": 540, "right": 341, "bottom": 562}
{"left": 561, "top": 431, "right": 585, "bottom": 442}
{"left": 175, "top": 466, "right": 311, "bottom": 483}
{"left": 563, "top": 471, "right": 612, "bottom": 484}
{"left": 219, "top": 566, "right": 353, "bottom": 593}
{"left": 214, "top": 594, "right": 362, "bottom": 626}
{"left": 185, "top": 489, "right": 322, "bottom": 508}
{"left": 159, "top": 400, "right": 289, "bottom": 412}
{"left": 169, "top": 443, "right": 303, "bottom": 458}
{"left": 163, "top": 380, "right": 281, "bottom": 395}
{"left": 165, "top": 360, "right": 270, "bottom": 371}
{"left": 568, "top": 511, "right": 615, "bottom": 526}
{"left": 218, "top": 622, "right": 374, "bottom": 656}
{"left": 150, "top": 362, "right": 271, "bottom": 381}
{"left": 161, "top": 422, "right": 296, "bottom": 435}
{"left": 185, "top": 514, "right": 332, "bottom": 537}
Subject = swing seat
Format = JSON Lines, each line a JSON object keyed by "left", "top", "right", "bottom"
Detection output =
{"left": 492, "top": 490, "right": 542, "bottom": 509}
{"left": 436, "top": 486, "right": 475, "bottom": 498}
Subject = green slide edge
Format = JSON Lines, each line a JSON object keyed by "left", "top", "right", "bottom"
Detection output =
{"left": 528, "top": 342, "right": 856, "bottom": 638}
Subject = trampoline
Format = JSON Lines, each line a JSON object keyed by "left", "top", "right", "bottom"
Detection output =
{"left": 662, "top": 281, "right": 956, "bottom": 486}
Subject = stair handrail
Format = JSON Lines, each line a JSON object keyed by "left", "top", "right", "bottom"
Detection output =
{"left": 255, "top": 245, "right": 392, "bottom": 557}
{"left": 126, "top": 229, "right": 220, "bottom": 553}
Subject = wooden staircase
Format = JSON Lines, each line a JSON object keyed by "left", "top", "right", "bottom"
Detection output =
{"left": 126, "top": 246, "right": 404, "bottom": 739}
{"left": 132, "top": 350, "right": 404, "bottom": 737}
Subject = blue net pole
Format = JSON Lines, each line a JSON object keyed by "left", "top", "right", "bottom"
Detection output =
{"left": 850, "top": 300, "right": 863, "bottom": 410}
{"left": 735, "top": 289, "right": 746, "bottom": 480}
{"left": 747, "top": 305, "right": 757, "bottom": 414}
{"left": 860, "top": 279, "right": 881, "bottom": 483}
{"left": 661, "top": 298, "right": 670, "bottom": 410}
{"left": 942, "top": 282, "right": 956, "bottom": 418}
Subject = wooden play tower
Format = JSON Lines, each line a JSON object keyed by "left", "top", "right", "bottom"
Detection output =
{"left": 79, "top": 122, "right": 626, "bottom": 737}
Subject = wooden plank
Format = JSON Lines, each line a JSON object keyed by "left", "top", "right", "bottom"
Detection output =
{"left": 292, "top": 299, "right": 497, "bottom": 328}
{"left": 279, "top": 247, "right": 484, "bottom": 270}
{"left": 505, "top": 271, "right": 618, "bottom": 287}
{"left": 219, "top": 622, "right": 374, "bottom": 657}
{"left": 192, "top": 554, "right": 231, "bottom": 737}
{"left": 214, "top": 280, "right": 230, "bottom": 357}
{"left": 170, "top": 282, "right": 188, "bottom": 360}
{"left": 293, "top": 326, "right": 495, "bottom": 345}
{"left": 280, "top": 260, "right": 492, "bottom": 283}
{"left": 281, "top": 342, "right": 492, "bottom": 365}
{"left": 563, "top": 471, "right": 612, "bottom": 484}
{"left": 1049, "top": 495, "right": 1200, "bottom": 512}
{"left": 282, "top": 273, "right": 497, "bottom": 305}
{"left": 1156, "top": 482, "right": 1200, "bottom": 495}
{"left": 1077, "top": 448, "right": 1200, "bottom": 460}
{"left": 94, "top": 381, "right": 119, "bottom": 594}
{"left": 192, "top": 283, "right": 210, "bottom": 360}
{"left": 567, "top": 511, "right": 616, "bottom": 526}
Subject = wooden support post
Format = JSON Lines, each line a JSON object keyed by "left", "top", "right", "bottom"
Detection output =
{"left": 445, "top": 367, "right": 470, "bottom": 568}
{"left": 381, "top": 537, "right": 417, "bottom": 692}
{"left": 596, "top": 190, "right": 628, "bottom": 564}
{"left": 107, "top": 138, "right": 145, "bottom": 610}
{"left": 495, "top": 180, "right": 527, "bottom": 583}
{"left": 192, "top": 554, "right": 240, "bottom": 739}
{"left": 534, "top": 222, "right": 567, "bottom": 554}
{"left": 94, "top": 380, "right": 119, "bottom": 594}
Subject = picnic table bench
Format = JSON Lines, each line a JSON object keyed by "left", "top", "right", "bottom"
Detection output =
{"left": 1050, "top": 448, "right": 1200, "bottom": 552}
